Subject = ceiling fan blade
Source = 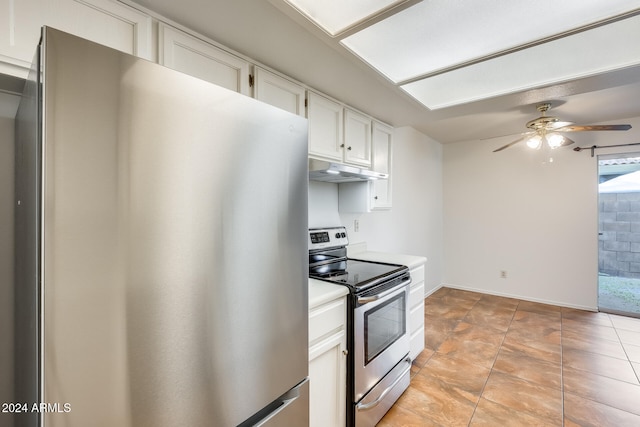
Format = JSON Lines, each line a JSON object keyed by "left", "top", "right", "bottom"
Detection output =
{"left": 556, "top": 124, "right": 632, "bottom": 132}
{"left": 493, "top": 136, "right": 526, "bottom": 152}
{"left": 559, "top": 135, "right": 575, "bottom": 147}
{"left": 547, "top": 120, "right": 573, "bottom": 130}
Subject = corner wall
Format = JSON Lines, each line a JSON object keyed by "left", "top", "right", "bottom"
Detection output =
{"left": 338, "top": 126, "right": 444, "bottom": 294}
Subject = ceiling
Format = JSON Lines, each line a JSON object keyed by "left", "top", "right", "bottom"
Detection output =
{"left": 130, "top": 0, "right": 640, "bottom": 145}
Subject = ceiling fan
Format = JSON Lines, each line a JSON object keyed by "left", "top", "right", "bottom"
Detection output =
{"left": 493, "top": 103, "right": 632, "bottom": 153}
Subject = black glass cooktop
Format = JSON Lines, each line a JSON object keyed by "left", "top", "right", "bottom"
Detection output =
{"left": 310, "top": 258, "right": 408, "bottom": 292}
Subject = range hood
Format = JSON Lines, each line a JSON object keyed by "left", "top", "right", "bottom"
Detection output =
{"left": 308, "top": 158, "right": 388, "bottom": 183}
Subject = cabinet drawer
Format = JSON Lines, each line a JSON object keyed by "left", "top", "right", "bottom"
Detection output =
{"left": 410, "top": 326, "right": 425, "bottom": 360}
{"left": 410, "top": 265, "right": 424, "bottom": 284}
{"left": 309, "top": 297, "right": 346, "bottom": 345}
{"left": 410, "top": 299, "right": 424, "bottom": 331}
{"left": 409, "top": 281, "right": 425, "bottom": 311}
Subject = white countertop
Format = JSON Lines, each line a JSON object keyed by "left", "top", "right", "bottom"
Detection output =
{"left": 309, "top": 278, "right": 349, "bottom": 310}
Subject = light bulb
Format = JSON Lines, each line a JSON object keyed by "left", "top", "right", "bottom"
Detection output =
{"left": 526, "top": 135, "right": 542, "bottom": 149}
{"left": 547, "top": 133, "right": 564, "bottom": 149}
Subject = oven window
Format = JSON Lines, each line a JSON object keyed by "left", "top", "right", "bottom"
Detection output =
{"left": 364, "top": 293, "right": 406, "bottom": 364}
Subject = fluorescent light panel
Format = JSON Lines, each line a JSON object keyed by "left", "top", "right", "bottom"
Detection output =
{"left": 400, "top": 14, "right": 640, "bottom": 109}
{"left": 341, "top": 0, "right": 640, "bottom": 83}
{"left": 283, "top": 0, "right": 409, "bottom": 36}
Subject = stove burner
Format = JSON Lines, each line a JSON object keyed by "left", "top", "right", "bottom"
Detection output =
{"left": 310, "top": 258, "right": 408, "bottom": 292}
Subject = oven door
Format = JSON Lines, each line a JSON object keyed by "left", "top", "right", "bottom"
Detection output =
{"left": 353, "top": 278, "right": 411, "bottom": 402}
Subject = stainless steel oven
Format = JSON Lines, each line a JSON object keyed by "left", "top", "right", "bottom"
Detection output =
{"left": 353, "top": 275, "right": 411, "bottom": 427}
{"left": 309, "top": 227, "right": 411, "bottom": 427}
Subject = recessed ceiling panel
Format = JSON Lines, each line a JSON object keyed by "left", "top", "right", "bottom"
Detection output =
{"left": 400, "top": 15, "right": 640, "bottom": 109}
{"left": 342, "top": 0, "right": 640, "bottom": 83}
{"left": 283, "top": 0, "right": 410, "bottom": 36}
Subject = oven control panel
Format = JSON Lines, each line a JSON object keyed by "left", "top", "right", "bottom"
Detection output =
{"left": 309, "top": 227, "right": 348, "bottom": 250}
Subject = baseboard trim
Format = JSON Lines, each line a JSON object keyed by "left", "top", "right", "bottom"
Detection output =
{"left": 439, "top": 283, "right": 598, "bottom": 313}
{"left": 423, "top": 284, "right": 443, "bottom": 299}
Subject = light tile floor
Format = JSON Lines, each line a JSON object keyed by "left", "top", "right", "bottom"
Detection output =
{"left": 378, "top": 287, "right": 640, "bottom": 426}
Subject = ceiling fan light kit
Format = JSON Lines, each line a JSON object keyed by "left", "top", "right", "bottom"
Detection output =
{"left": 493, "top": 102, "right": 632, "bottom": 153}
{"left": 524, "top": 131, "right": 567, "bottom": 150}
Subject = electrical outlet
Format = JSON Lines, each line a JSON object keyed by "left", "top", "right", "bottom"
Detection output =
{"left": 500, "top": 270, "right": 507, "bottom": 279}
{"left": 354, "top": 219, "right": 359, "bottom": 232}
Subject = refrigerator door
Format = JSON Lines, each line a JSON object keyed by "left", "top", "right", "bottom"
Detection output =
{"left": 13, "top": 45, "right": 41, "bottom": 427}
{"left": 36, "top": 28, "right": 309, "bottom": 426}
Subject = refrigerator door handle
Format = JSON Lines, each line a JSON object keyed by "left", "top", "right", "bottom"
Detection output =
{"left": 238, "top": 378, "right": 308, "bottom": 427}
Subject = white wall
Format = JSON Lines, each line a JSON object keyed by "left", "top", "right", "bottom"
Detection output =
{"left": 309, "top": 126, "right": 444, "bottom": 294}
{"left": 443, "top": 116, "right": 640, "bottom": 310}
{"left": 0, "top": 114, "right": 14, "bottom": 426}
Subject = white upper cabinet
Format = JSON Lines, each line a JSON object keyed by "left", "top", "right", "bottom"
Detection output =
{"left": 370, "top": 121, "right": 393, "bottom": 209}
{"left": 308, "top": 91, "right": 379, "bottom": 170}
{"left": 159, "top": 23, "right": 250, "bottom": 95}
{"left": 308, "top": 91, "right": 344, "bottom": 162}
{"left": 253, "top": 66, "right": 305, "bottom": 117}
{"left": 0, "top": 0, "right": 152, "bottom": 78}
{"left": 47, "top": 0, "right": 152, "bottom": 58}
{"left": 0, "top": 0, "right": 45, "bottom": 76}
{"left": 343, "top": 107, "right": 372, "bottom": 167}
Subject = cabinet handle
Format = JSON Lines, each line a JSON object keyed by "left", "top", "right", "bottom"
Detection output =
{"left": 374, "top": 196, "right": 378, "bottom": 200}
{"left": 340, "top": 144, "right": 345, "bottom": 148}
{"left": 342, "top": 350, "right": 348, "bottom": 356}
{"left": 347, "top": 146, "right": 352, "bottom": 151}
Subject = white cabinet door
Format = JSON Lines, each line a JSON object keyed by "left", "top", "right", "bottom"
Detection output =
{"left": 0, "top": 0, "right": 151, "bottom": 78}
{"left": 159, "top": 23, "right": 250, "bottom": 95}
{"left": 308, "top": 91, "right": 344, "bottom": 162}
{"left": 344, "top": 108, "right": 372, "bottom": 167}
{"left": 309, "top": 294, "right": 347, "bottom": 427}
{"left": 370, "top": 121, "right": 393, "bottom": 210}
{"left": 309, "top": 331, "right": 346, "bottom": 427}
{"left": 47, "top": 0, "right": 152, "bottom": 58}
{"left": 0, "top": 0, "right": 45, "bottom": 76}
{"left": 253, "top": 66, "right": 305, "bottom": 117}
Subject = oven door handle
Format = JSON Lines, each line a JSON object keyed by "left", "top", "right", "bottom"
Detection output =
{"left": 356, "top": 357, "right": 412, "bottom": 412}
{"left": 356, "top": 278, "right": 411, "bottom": 305}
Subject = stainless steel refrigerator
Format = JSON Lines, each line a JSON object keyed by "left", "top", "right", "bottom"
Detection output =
{"left": 14, "top": 27, "right": 309, "bottom": 427}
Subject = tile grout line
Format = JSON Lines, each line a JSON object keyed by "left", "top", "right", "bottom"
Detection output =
{"left": 609, "top": 313, "right": 640, "bottom": 384}
{"left": 562, "top": 310, "right": 640, "bottom": 422}
{"left": 401, "top": 291, "right": 640, "bottom": 426}
{"left": 465, "top": 298, "right": 519, "bottom": 426}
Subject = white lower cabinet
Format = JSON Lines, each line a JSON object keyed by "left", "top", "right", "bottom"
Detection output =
{"left": 309, "top": 296, "right": 347, "bottom": 427}
{"left": 408, "top": 264, "right": 425, "bottom": 360}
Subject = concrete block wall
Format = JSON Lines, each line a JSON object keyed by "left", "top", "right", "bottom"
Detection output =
{"left": 599, "top": 192, "right": 640, "bottom": 278}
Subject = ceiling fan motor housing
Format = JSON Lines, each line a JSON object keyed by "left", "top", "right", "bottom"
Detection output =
{"left": 526, "top": 103, "right": 557, "bottom": 131}
{"left": 526, "top": 116, "right": 559, "bottom": 131}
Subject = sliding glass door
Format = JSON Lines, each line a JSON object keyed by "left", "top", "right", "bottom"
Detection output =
{"left": 598, "top": 153, "right": 640, "bottom": 317}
